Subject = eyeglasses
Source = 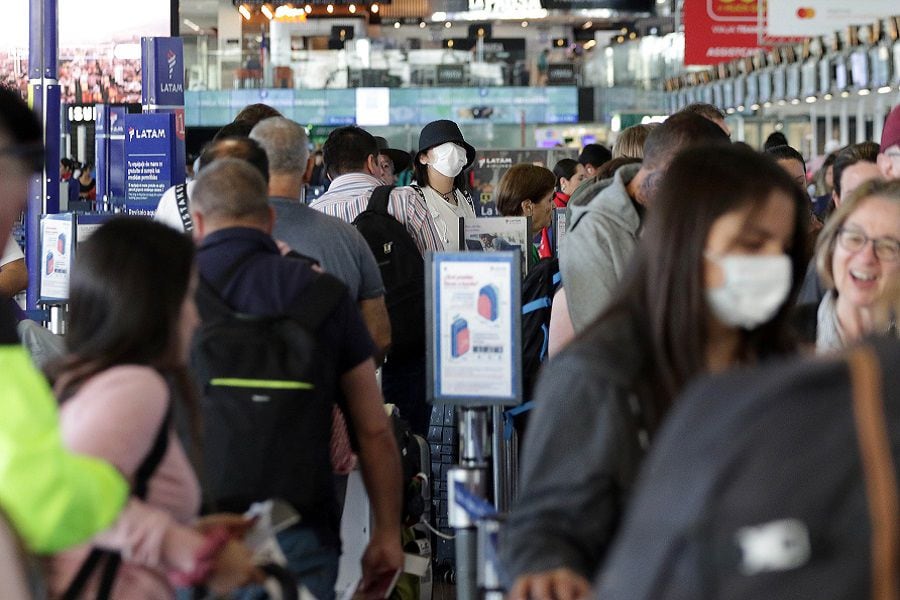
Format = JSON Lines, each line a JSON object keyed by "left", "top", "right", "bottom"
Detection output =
{"left": 0, "top": 142, "right": 45, "bottom": 174}
{"left": 837, "top": 228, "right": 900, "bottom": 262}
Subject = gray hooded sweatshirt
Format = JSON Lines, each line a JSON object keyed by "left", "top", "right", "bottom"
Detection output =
{"left": 560, "top": 164, "right": 642, "bottom": 332}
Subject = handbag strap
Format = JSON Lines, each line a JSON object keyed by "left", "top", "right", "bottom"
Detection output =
{"left": 848, "top": 344, "right": 900, "bottom": 600}
{"left": 61, "top": 406, "right": 172, "bottom": 600}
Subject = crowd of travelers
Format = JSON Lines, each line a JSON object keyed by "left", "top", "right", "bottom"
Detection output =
{"left": 2, "top": 80, "right": 900, "bottom": 599}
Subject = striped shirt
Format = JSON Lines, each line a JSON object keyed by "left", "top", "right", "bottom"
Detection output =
{"left": 309, "top": 172, "right": 445, "bottom": 254}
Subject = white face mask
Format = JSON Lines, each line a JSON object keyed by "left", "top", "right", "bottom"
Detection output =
{"left": 706, "top": 254, "right": 792, "bottom": 330}
{"left": 429, "top": 142, "right": 468, "bottom": 178}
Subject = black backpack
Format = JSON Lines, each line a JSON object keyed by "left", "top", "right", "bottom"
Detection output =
{"left": 353, "top": 185, "right": 425, "bottom": 358}
{"left": 520, "top": 258, "right": 562, "bottom": 401}
{"left": 191, "top": 251, "right": 347, "bottom": 516}
{"left": 596, "top": 338, "right": 900, "bottom": 600}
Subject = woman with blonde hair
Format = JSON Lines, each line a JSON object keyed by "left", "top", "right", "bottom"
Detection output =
{"left": 814, "top": 178, "right": 900, "bottom": 352}
{"left": 611, "top": 123, "right": 658, "bottom": 160}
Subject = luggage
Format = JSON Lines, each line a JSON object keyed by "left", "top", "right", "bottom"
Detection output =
{"left": 596, "top": 338, "right": 900, "bottom": 600}
{"left": 191, "top": 252, "right": 347, "bottom": 516}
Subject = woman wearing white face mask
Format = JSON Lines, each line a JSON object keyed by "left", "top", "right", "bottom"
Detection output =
{"left": 502, "top": 144, "right": 808, "bottom": 600}
{"left": 412, "top": 120, "right": 477, "bottom": 251}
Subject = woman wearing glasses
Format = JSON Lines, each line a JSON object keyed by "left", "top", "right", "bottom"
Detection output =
{"left": 815, "top": 178, "right": 900, "bottom": 352}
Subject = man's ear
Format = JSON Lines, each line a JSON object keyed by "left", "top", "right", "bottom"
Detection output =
{"left": 263, "top": 205, "right": 276, "bottom": 235}
{"left": 365, "top": 154, "right": 380, "bottom": 176}
{"left": 877, "top": 152, "right": 896, "bottom": 180}
{"left": 190, "top": 211, "right": 204, "bottom": 241}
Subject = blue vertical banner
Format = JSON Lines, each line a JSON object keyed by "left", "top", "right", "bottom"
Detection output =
{"left": 95, "top": 105, "right": 127, "bottom": 207}
{"left": 123, "top": 113, "right": 178, "bottom": 215}
{"left": 141, "top": 37, "right": 186, "bottom": 187}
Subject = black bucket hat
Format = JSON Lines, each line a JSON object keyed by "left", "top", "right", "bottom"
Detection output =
{"left": 374, "top": 136, "right": 411, "bottom": 173}
{"left": 417, "top": 119, "right": 476, "bottom": 171}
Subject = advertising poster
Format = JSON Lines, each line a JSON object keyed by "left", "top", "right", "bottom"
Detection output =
{"left": 684, "top": 0, "right": 764, "bottom": 65}
{"left": 470, "top": 149, "right": 576, "bottom": 217}
{"left": 428, "top": 252, "right": 521, "bottom": 406}
{"left": 766, "top": 0, "right": 897, "bottom": 37}
{"left": 2, "top": 2, "right": 170, "bottom": 103}
{"left": 463, "top": 216, "right": 530, "bottom": 276}
{"left": 124, "top": 112, "right": 176, "bottom": 215}
{"left": 40, "top": 214, "right": 75, "bottom": 302}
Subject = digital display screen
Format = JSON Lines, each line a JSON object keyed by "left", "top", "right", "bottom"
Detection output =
{"left": 2, "top": 1, "right": 171, "bottom": 103}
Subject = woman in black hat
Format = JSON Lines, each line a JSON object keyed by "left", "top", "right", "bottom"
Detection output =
{"left": 412, "top": 120, "right": 477, "bottom": 251}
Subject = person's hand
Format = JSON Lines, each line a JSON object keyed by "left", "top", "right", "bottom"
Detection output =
{"left": 194, "top": 513, "right": 256, "bottom": 539}
{"left": 359, "top": 531, "right": 404, "bottom": 592}
{"left": 507, "top": 568, "right": 591, "bottom": 600}
{"left": 205, "top": 539, "right": 264, "bottom": 596}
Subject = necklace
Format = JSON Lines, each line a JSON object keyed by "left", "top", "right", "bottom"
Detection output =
{"left": 435, "top": 188, "right": 456, "bottom": 205}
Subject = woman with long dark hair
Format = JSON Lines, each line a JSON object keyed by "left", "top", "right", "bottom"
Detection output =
{"left": 48, "top": 218, "right": 259, "bottom": 599}
{"left": 501, "top": 144, "right": 809, "bottom": 600}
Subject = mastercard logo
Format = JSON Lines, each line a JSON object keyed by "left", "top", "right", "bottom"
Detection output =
{"left": 796, "top": 7, "right": 815, "bottom": 18}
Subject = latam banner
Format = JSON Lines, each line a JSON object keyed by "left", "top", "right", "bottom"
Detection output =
{"left": 141, "top": 37, "right": 185, "bottom": 108}
{"left": 123, "top": 113, "right": 180, "bottom": 215}
{"left": 766, "top": 0, "right": 897, "bottom": 37}
{"left": 684, "top": 0, "right": 763, "bottom": 66}
{"left": 95, "top": 105, "right": 127, "bottom": 205}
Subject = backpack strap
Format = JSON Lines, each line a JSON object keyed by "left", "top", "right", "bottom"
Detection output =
{"left": 365, "top": 185, "right": 396, "bottom": 215}
{"left": 174, "top": 183, "right": 193, "bottom": 232}
{"left": 848, "top": 344, "right": 899, "bottom": 600}
{"left": 62, "top": 406, "right": 172, "bottom": 600}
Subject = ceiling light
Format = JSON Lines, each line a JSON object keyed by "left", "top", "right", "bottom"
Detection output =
{"left": 326, "top": 4, "right": 334, "bottom": 12}
{"left": 304, "top": 4, "right": 311, "bottom": 12}
{"left": 521, "top": 21, "right": 528, "bottom": 27}
{"left": 238, "top": 4, "right": 252, "bottom": 20}
{"left": 349, "top": 3, "right": 356, "bottom": 12}
{"left": 751, "top": 103, "right": 760, "bottom": 110}
{"left": 261, "top": 4, "right": 274, "bottom": 19}
{"left": 878, "top": 86, "right": 893, "bottom": 94}
{"left": 790, "top": 99, "right": 800, "bottom": 105}
{"left": 582, "top": 21, "right": 592, "bottom": 29}
{"left": 805, "top": 96, "right": 817, "bottom": 103}
{"left": 824, "top": 93, "right": 833, "bottom": 100}
{"left": 445, "top": 21, "right": 451, "bottom": 28}
{"left": 419, "top": 20, "right": 426, "bottom": 28}
{"left": 858, "top": 88, "right": 871, "bottom": 96}
{"left": 447, "top": 40, "right": 454, "bottom": 48}
{"left": 584, "top": 40, "right": 596, "bottom": 49}
{"left": 183, "top": 18, "right": 200, "bottom": 32}
{"left": 370, "top": 3, "right": 379, "bottom": 12}
{"left": 394, "top": 21, "right": 401, "bottom": 28}
{"left": 432, "top": 11, "right": 446, "bottom": 21}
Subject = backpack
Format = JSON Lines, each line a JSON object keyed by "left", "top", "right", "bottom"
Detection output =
{"left": 353, "top": 185, "right": 425, "bottom": 358}
{"left": 520, "top": 258, "right": 562, "bottom": 401}
{"left": 191, "top": 251, "right": 347, "bottom": 516}
{"left": 596, "top": 338, "right": 900, "bottom": 600}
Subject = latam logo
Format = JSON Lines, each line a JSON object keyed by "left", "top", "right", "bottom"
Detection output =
{"left": 128, "top": 128, "right": 168, "bottom": 141}
{"left": 477, "top": 157, "right": 513, "bottom": 168}
{"left": 167, "top": 49, "right": 177, "bottom": 78}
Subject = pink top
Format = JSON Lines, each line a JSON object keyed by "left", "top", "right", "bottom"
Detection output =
{"left": 48, "top": 365, "right": 203, "bottom": 600}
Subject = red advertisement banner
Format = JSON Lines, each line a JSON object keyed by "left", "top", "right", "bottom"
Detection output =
{"left": 684, "top": 0, "right": 765, "bottom": 65}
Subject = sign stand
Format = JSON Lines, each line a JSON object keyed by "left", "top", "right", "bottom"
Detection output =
{"left": 426, "top": 251, "right": 522, "bottom": 600}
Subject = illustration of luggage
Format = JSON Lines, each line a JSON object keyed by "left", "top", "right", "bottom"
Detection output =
{"left": 451, "top": 318, "right": 469, "bottom": 358}
{"left": 477, "top": 285, "right": 499, "bottom": 321}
